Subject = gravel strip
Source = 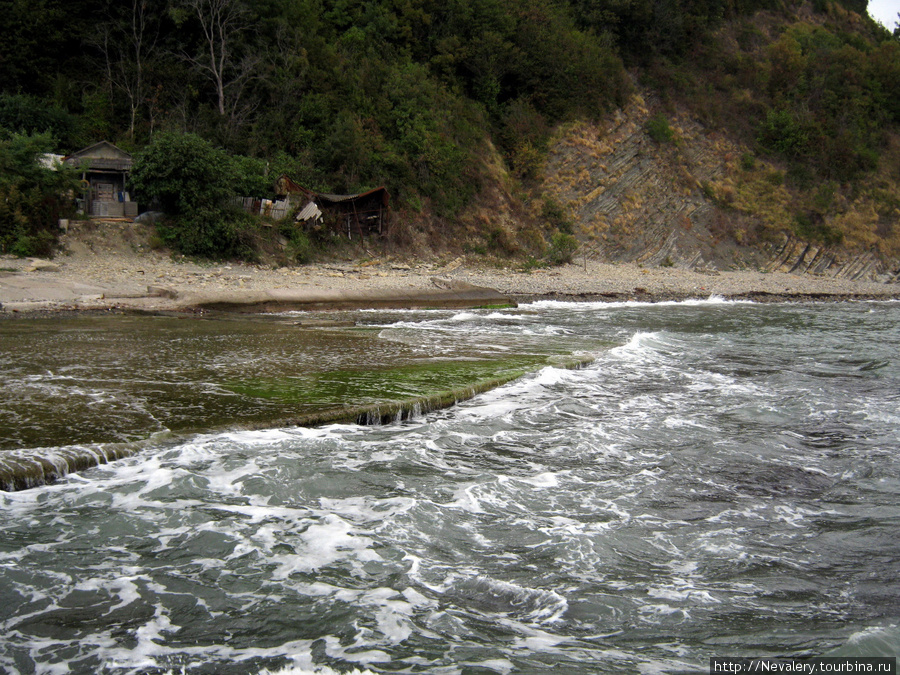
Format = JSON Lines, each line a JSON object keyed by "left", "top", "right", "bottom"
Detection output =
{"left": 2, "top": 249, "right": 898, "bottom": 314}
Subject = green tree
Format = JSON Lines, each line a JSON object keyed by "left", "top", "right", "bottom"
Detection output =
{"left": 0, "top": 94, "right": 83, "bottom": 151}
{"left": 129, "top": 131, "right": 236, "bottom": 213}
{"left": 0, "top": 0, "right": 99, "bottom": 96}
{"left": 129, "top": 131, "right": 262, "bottom": 257}
{"left": 0, "top": 130, "right": 77, "bottom": 256}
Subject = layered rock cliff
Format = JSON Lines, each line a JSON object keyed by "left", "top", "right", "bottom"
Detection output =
{"left": 542, "top": 93, "right": 900, "bottom": 282}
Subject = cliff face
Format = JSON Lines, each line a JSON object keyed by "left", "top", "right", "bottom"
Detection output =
{"left": 542, "top": 92, "right": 900, "bottom": 282}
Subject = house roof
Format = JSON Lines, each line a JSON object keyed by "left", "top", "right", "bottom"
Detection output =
{"left": 274, "top": 174, "right": 389, "bottom": 207}
{"left": 318, "top": 186, "right": 389, "bottom": 207}
{"left": 64, "top": 141, "right": 133, "bottom": 172}
{"left": 274, "top": 174, "right": 316, "bottom": 200}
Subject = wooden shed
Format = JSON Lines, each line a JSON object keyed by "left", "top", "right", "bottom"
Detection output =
{"left": 274, "top": 174, "right": 389, "bottom": 237}
{"left": 64, "top": 141, "right": 138, "bottom": 218}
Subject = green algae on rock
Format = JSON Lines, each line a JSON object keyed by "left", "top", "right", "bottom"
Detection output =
{"left": 0, "top": 312, "right": 598, "bottom": 491}
{"left": 224, "top": 353, "right": 596, "bottom": 428}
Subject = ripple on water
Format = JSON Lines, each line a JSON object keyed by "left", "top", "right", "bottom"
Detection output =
{"left": 1, "top": 302, "right": 899, "bottom": 673}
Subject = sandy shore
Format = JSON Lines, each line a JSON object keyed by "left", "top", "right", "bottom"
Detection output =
{"left": 2, "top": 245, "right": 898, "bottom": 315}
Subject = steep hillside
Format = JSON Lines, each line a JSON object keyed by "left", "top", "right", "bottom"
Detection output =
{"left": 545, "top": 93, "right": 750, "bottom": 270}
{"left": 539, "top": 0, "right": 900, "bottom": 282}
{"left": 2, "top": 0, "right": 898, "bottom": 277}
{"left": 543, "top": 90, "right": 899, "bottom": 281}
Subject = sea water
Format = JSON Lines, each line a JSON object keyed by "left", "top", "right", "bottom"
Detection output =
{"left": 1, "top": 300, "right": 898, "bottom": 674}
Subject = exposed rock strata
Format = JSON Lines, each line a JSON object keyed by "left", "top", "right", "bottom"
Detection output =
{"left": 544, "top": 94, "right": 898, "bottom": 281}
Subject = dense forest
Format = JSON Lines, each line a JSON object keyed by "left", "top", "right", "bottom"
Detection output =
{"left": 1, "top": 0, "right": 899, "bottom": 263}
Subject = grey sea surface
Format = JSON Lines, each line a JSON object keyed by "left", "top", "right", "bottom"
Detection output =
{"left": 1, "top": 299, "right": 898, "bottom": 674}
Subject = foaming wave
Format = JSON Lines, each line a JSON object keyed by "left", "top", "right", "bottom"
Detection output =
{"left": 829, "top": 624, "right": 900, "bottom": 658}
{"left": 447, "top": 576, "right": 569, "bottom": 624}
{"left": 608, "top": 331, "right": 674, "bottom": 363}
{"left": 447, "top": 362, "right": 597, "bottom": 424}
{"left": 97, "top": 637, "right": 326, "bottom": 675}
{"left": 448, "top": 311, "right": 481, "bottom": 322}
{"left": 530, "top": 365, "right": 582, "bottom": 387}
{"left": 259, "top": 668, "right": 376, "bottom": 675}
{"left": 679, "top": 294, "right": 753, "bottom": 305}
{"left": 526, "top": 295, "right": 756, "bottom": 311}
{"left": 612, "top": 330, "right": 659, "bottom": 351}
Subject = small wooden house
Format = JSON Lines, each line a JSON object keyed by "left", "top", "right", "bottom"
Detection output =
{"left": 64, "top": 141, "right": 138, "bottom": 218}
{"left": 274, "top": 174, "right": 389, "bottom": 237}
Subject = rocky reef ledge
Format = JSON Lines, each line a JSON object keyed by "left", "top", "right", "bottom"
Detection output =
{"left": 0, "top": 353, "right": 593, "bottom": 492}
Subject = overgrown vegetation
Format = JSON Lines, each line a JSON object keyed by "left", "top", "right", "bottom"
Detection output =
{"left": 128, "top": 132, "right": 268, "bottom": 257}
{"left": 0, "top": 0, "right": 897, "bottom": 261}
{"left": 645, "top": 114, "right": 676, "bottom": 144}
{"left": 641, "top": 1, "right": 900, "bottom": 256}
{"left": 0, "top": 131, "right": 78, "bottom": 256}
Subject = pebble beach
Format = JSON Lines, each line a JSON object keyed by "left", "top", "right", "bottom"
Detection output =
{"left": 1, "top": 219, "right": 898, "bottom": 313}
{"left": 2, "top": 246, "right": 898, "bottom": 314}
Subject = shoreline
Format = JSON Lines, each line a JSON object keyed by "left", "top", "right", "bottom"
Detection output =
{"left": 1, "top": 247, "right": 896, "bottom": 490}
{"left": 2, "top": 249, "right": 899, "bottom": 315}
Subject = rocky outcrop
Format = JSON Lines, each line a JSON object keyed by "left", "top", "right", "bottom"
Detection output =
{"left": 544, "top": 94, "right": 755, "bottom": 271}
{"left": 0, "top": 443, "right": 139, "bottom": 492}
{"left": 762, "top": 235, "right": 893, "bottom": 281}
{"left": 543, "top": 93, "right": 898, "bottom": 281}
{"left": 0, "top": 353, "right": 594, "bottom": 491}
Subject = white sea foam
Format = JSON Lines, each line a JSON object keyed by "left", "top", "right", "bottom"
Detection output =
{"left": 607, "top": 331, "right": 680, "bottom": 366}
{"left": 638, "top": 603, "right": 690, "bottom": 623}
{"left": 448, "top": 576, "right": 569, "bottom": 624}
{"left": 296, "top": 514, "right": 380, "bottom": 573}
{"left": 3, "top": 301, "right": 898, "bottom": 673}
{"left": 662, "top": 416, "right": 715, "bottom": 430}
{"left": 527, "top": 296, "right": 756, "bottom": 312}
{"left": 259, "top": 668, "right": 377, "bottom": 675}
{"left": 322, "top": 635, "right": 392, "bottom": 664}
{"left": 506, "top": 623, "right": 570, "bottom": 652}
{"left": 448, "top": 311, "right": 480, "bottom": 322}
{"left": 75, "top": 575, "right": 144, "bottom": 612}
{"left": 317, "top": 495, "right": 417, "bottom": 524}
{"left": 401, "top": 586, "right": 435, "bottom": 608}
{"left": 449, "top": 366, "right": 583, "bottom": 423}
{"left": 461, "top": 658, "right": 516, "bottom": 674}
{"left": 446, "top": 483, "right": 487, "bottom": 513}
{"left": 647, "top": 585, "right": 721, "bottom": 604}
{"left": 531, "top": 365, "right": 578, "bottom": 387}
{"left": 484, "top": 311, "right": 526, "bottom": 320}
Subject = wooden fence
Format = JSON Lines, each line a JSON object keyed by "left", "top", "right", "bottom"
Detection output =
{"left": 230, "top": 196, "right": 292, "bottom": 220}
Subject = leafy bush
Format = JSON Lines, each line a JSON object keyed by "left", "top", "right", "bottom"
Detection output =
{"left": 645, "top": 114, "right": 675, "bottom": 143}
{"left": 130, "top": 132, "right": 268, "bottom": 259}
{"left": 155, "top": 208, "right": 257, "bottom": 259}
{"left": 546, "top": 231, "right": 579, "bottom": 266}
{"left": 542, "top": 198, "right": 574, "bottom": 234}
{"left": 129, "top": 132, "right": 237, "bottom": 215}
{"left": 499, "top": 101, "right": 549, "bottom": 176}
{"left": 0, "top": 130, "right": 77, "bottom": 256}
{"left": 794, "top": 212, "right": 843, "bottom": 247}
{"left": 484, "top": 224, "right": 520, "bottom": 257}
{"left": 230, "top": 155, "right": 270, "bottom": 198}
{"left": 280, "top": 224, "right": 314, "bottom": 264}
{"left": 758, "top": 109, "right": 811, "bottom": 158}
